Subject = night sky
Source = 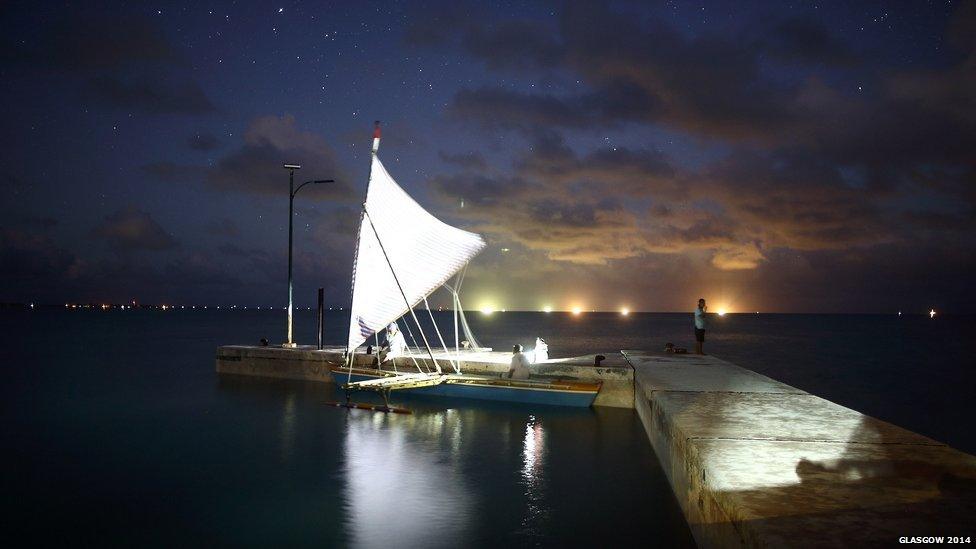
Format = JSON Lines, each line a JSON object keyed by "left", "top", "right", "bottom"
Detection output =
{"left": 2, "top": 1, "right": 974, "bottom": 313}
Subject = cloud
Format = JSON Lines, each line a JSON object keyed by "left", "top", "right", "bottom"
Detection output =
{"left": 28, "top": 16, "right": 185, "bottom": 70}
{"left": 188, "top": 132, "right": 220, "bottom": 151}
{"left": 711, "top": 244, "right": 766, "bottom": 270}
{"left": 91, "top": 207, "right": 178, "bottom": 252}
{"left": 206, "top": 115, "right": 354, "bottom": 199}
{"left": 450, "top": 87, "right": 593, "bottom": 131}
{"left": 90, "top": 74, "right": 214, "bottom": 114}
{"left": 141, "top": 162, "right": 207, "bottom": 182}
{"left": 410, "top": 1, "right": 976, "bottom": 286}
{"left": 207, "top": 219, "right": 240, "bottom": 238}
{"left": 0, "top": 229, "right": 79, "bottom": 294}
{"left": 760, "top": 15, "right": 860, "bottom": 66}
{"left": 433, "top": 1, "right": 976, "bottom": 172}
{"left": 9, "top": 15, "right": 214, "bottom": 115}
{"left": 0, "top": 227, "right": 259, "bottom": 305}
{"left": 438, "top": 150, "right": 487, "bottom": 170}
{"left": 514, "top": 133, "right": 675, "bottom": 195}
{"left": 428, "top": 137, "right": 902, "bottom": 270}
{"left": 461, "top": 20, "right": 564, "bottom": 70}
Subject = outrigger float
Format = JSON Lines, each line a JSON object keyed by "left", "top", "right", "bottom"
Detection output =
{"left": 329, "top": 123, "right": 601, "bottom": 411}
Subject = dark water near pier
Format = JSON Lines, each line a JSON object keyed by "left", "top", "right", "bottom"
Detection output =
{"left": 1, "top": 308, "right": 692, "bottom": 547}
{"left": 2, "top": 308, "right": 974, "bottom": 546}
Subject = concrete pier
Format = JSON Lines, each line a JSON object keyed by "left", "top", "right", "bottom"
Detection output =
{"left": 623, "top": 350, "right": 976, "bottom": 548}
{"left": 215, "top": 345, "right": 634, "bottom": 407}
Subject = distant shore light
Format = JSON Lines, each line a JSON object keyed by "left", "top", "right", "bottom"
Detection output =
{"left": 930, "top": 309, "right": 936, "bottom": 318}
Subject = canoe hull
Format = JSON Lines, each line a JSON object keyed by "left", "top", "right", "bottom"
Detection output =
{"left": 331, "top": 368, "right": 600, "bottom": 408}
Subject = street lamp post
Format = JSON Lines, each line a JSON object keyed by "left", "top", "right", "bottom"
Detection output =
{"left": 282, "top": 162, "right": 333, "bottom": 348}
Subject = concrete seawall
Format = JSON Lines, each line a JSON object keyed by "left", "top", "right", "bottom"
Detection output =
{"left": 623, "top": 350, "right": 976, "bottom": 547}
{"left": 216, "top": 345, "right": 634, "bottom": 407}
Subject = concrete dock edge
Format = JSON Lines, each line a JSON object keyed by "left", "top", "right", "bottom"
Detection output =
{"left": 623, "top": 350, "right": 976, "bottom": 548}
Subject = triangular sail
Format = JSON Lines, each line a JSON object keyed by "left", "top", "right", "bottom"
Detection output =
{"left": 347, "top": 155, "right": 486, "bottom": 351}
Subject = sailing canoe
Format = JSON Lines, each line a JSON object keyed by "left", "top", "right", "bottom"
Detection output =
{"left": 331, "top": 367, "right": 601, "bottom": 408}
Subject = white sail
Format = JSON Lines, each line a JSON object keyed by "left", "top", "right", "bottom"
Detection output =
{"left": 347, "top": 155, "right": 486, "bottom": 351}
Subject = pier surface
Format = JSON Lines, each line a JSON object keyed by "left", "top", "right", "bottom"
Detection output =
{"left": 623, "top": 350, "right": 976, "bottom": 548}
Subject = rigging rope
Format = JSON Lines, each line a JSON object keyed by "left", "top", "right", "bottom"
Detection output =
{"left": 398, "top": 312, "right": 429, "bottom": 374}
{"left": 423, "top": 294, "right": 460, "bottom": 374}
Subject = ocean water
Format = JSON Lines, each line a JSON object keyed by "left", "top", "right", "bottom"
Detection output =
{"left": 0, "top": 308, "right": 693, "bottom": 547}
{"left": 2, "top": 309, "right": 973, "bottom": 546}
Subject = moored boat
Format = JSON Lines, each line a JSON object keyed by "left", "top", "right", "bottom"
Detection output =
{"left": 333, "top": 123, "right": 602, "bottom": 409}
{"left": 331, "top": 366, "right": 601, "bottom": 408}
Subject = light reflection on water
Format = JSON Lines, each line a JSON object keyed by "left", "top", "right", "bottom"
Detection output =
{"left": 520, "top": 416, "right": 548, "bottom": 533}
{"left": 341, "top": 408, "right": 474, "bottom": 548}
{"left": 280, "top": 393, "right": 296, "bottom": 463}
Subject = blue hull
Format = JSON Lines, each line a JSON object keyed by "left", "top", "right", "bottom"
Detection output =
{"left": 332, "top": 371, "right": 599, "bottom": 408}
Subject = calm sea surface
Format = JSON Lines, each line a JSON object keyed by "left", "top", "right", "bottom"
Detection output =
{"left": 2, "top": 308, "right": 974, "bottom": 546}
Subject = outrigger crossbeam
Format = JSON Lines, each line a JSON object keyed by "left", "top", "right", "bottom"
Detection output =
{"left": 343, "top": 372, "right": 445, "bottom": 392}
{"left": 330, "top": 372, "right": 445, "bottom": 414}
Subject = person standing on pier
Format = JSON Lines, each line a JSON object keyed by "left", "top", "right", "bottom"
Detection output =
{"left": 694, "top": 298, "right": 707, "bottom": 355}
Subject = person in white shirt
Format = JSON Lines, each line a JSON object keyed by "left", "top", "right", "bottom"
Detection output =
{"left": 381, "top": 322, "right": 406, "bottom": 366}
{"left": 507, "top": 344, "right": 532, "bottom": 380}
{"left": 533, "top": 337, "right": 548, "bottom": 362}
{"left": 694, "top": 298, "right": 707, "bottom": 355}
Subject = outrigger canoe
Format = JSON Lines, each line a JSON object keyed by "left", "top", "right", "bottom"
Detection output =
{"left": 331, "top": 366, "right": 601, "bottom": 408}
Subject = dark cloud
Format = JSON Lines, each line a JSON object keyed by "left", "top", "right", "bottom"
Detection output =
{"left": 208, "top": 219, "right": 241, "bottom": 238}
{"left": 8, "top": 15, "right": 214, "bottom": 115}
{"left": 90, "top": 74, "right": 214, "bottom": 114}
{"left": 429, "top": 138, "right": 909, "bottom": 271}
{"left": 188, "top": 132, "right": 220, "bottom": 151}
{"left": 435, "top": 1, "right": 975, "bottom": 168}
{"left": 514, "top": 133, "right": 675, "bottom": 195}
{"left": 761, "top": 15, "right": 860, "bottom": 66}
{"left": 28, "top": 17, "right": 184, "bottom": 70}
{"left": 438, "top": 150, "right": 487, "bottom": 170}
{"left": 413, "top": 1, "right": 976, "bottom": 283}
{"left": 450, "top": 87, "right": 593, "bottom": 131}
{"left": 0, "top": 229, "right": 79, "bottom": 298}
{"left": 20, "top": 216, "right": 59, "bottom": 230}
{"left": 91, "top": 207, "right": 178, "bottom": 252}
{"left": 207, "top": 115, "right": 354, "bottom": 200}
{"left": 0, "top": 227, "right": 264, "bottom": 305}
{"left": 140, "top": 162, "right": 207, "bottom": 182}
{"left": 461, "top": 20, "right": 564, "bottom": 70}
